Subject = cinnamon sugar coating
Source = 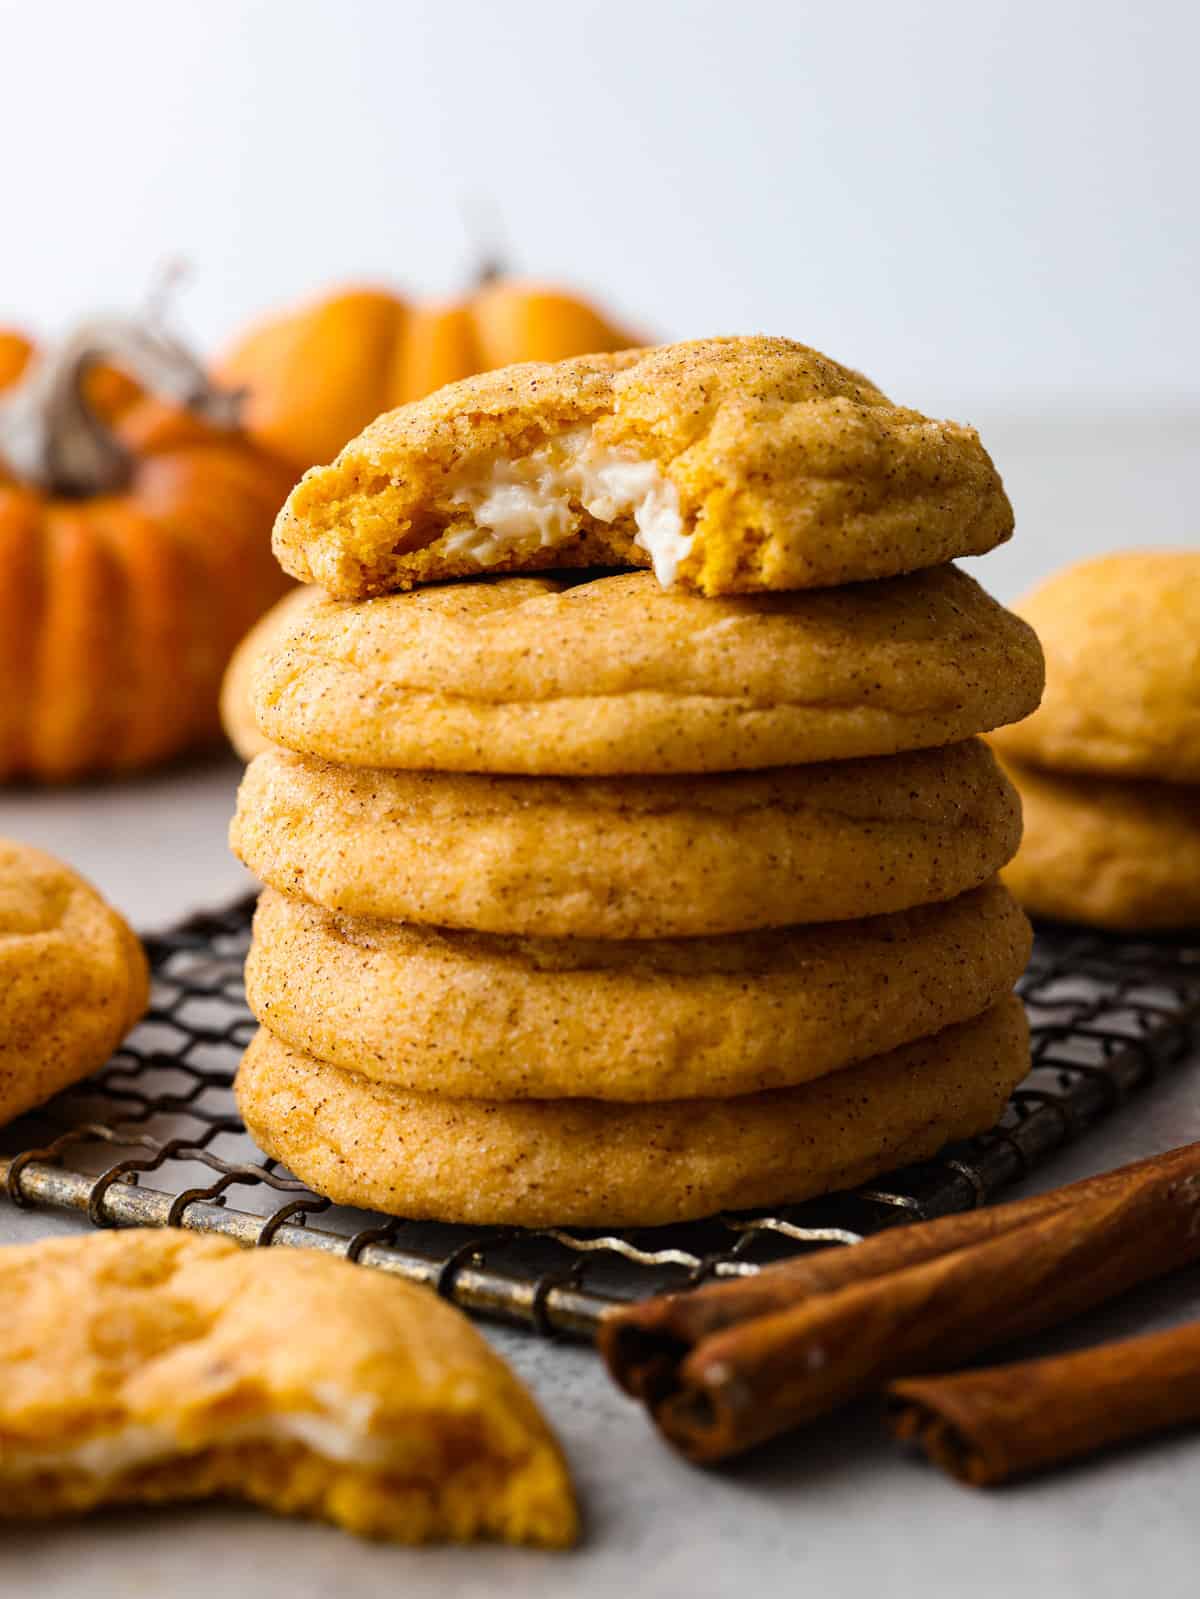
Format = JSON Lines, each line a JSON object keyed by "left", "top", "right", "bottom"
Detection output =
{"left": 231, "top": 740, "right": 1022, "bottom": 938}
{"left": 236, "top": 1000, "right": 1029, "bottom": 1228}
{"left": 273, "top": 337, "right": 1013, "bottom": 598}
{"left": 990, "top": 551, "right": 1200, "bottom": 783}
{"left": 245, "top": 880, "right": 1030, "bottom": 1100}
{"left": 248, "top": 567, "right": 1043, "bottom": 776}
{"left": 0, "top": 838, "right": 147, "bottom": 1125}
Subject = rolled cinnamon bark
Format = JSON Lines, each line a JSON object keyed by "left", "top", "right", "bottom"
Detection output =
{"left": 888, "top": 1319, "right": 1200, "bottom": 1485}
{"left": 603, "top": 1144, "right": 1200, "bottom": 1405}
{"left": 600, "top": 1142, "right": 1200, "bottom": 1462}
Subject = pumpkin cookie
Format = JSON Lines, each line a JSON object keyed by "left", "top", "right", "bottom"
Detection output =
{"left": 0, "top": 1229, "right": 575, "bottom": 1544}
{"left": 990, "top": 551, "right": 1200, "bottom": 783}
{"left": 997, "top": 758, "right": 1200, "bottom": 931}
{"left": 221, "top": 585, "right": 319, "bottom": 760}
{"left": 250, "top": 567, "right": 1043, "bottom": 776}
{"left": 232, "top": 740, "right": 1021, "bottom": 938}
{"left": 272, "top": 336, "right": 1013, "bottom": 597}
{"left": 236, "top": 998, "right": 1029, "bottom": 1228}
{"left": 246, "top": 881, "right": 1030, "bottom": 1101}
{"left": 0, "top": 839, "right": 147, "bottom": 1124}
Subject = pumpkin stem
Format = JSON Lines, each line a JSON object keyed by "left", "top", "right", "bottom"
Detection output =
{"left": 475, "top": 256, "right": 505, "bottom": 286}
{"left": 0, "top": 316, "right": 243, "bottom": 497}
{"left": 456, "top": 190, "right": 507, "bottom": 288}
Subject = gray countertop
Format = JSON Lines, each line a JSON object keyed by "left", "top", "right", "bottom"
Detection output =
{"left": 1, "top": 416, "right": 1197, "bottom": 1597}
{"left": 4, "top": 764, "right": 1199, "bottom": 1599}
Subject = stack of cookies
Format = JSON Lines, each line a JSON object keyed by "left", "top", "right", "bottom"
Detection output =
{"left": 991, "top": 550, "right": 1200, "bottom": 931}
{"left": 229, "top": 336, "right": 1044, "bottom": 1229}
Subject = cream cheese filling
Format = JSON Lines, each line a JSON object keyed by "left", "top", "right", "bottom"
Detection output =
{"left": 5, "top": 1406, "right": 404, "bottom": 1481}
{"left": 443, "top": 427, "right": 692, "bottom": 586}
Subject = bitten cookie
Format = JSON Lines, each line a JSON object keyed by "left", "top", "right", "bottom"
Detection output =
{"left": 0, "top": 839, "right": 148, "bottom": 1124}
{"left": 245, "top": 881, "right": 1031, "bottom": 1100}
{"left": 0, "top": 1229, "right": 576, "bottom": 1545}
{"left": 236, "top": 999, "right": 1030, "bottom": 1228}
{"left": 272, "top": 336, "right": 1013, "bottom": 597}
{"left": 990, "top": 550, "right": 1200, "bottom": 783}
{"left": 997, "top": 757, "right": 1200, "bottom": 931}
{"left": 249, "top": 567, "right": 1044, "bottom": 776}
{"left": 231, "top": 740, "right": 1022, "bottom": 938}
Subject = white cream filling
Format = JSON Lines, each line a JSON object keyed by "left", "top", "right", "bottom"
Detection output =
{"left": 443, "top": 427, "right": 692, "bottom": 586}
{"left": 5, "top": 1408, "right": 403, "bottom": 1481}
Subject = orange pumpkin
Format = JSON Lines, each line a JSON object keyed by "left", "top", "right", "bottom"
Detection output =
{"left": 0, "top": 320, "right": 296, "bottom": 781}
{"left": 216, "top": 274, "right": 640, "bottom": 469}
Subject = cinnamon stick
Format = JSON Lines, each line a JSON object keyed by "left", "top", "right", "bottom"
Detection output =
{"left": 599, "top": 1142, "right": 1200, "bottom": 1462}
{"left": 602, "top": 1144, "right": 1200, "bottom": 1408}
{"left": 888, "top": 1319, "right": 1200, "bottom": 1485}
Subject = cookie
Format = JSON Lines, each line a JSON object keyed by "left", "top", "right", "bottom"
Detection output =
{"left": 231, "top": 740, "right": 1021, "bottom": 938}
{"left": 220, "top": 584, "right": 320, "bottom": 761}
{"left": 236, "top": 998, "right": 1029, "bottom": 1228}
{"left": 0, "top": 839, "right": 148, "bottom": 1125}
{"left": 997, "top": 757, "right": 1200, "bottom": 931}
{"left": 272, "top": 336, "right": 1013, "bottom": 598}
{"left": 0, "top": 1228, "right": 576, "bottom": 1545}
{"left": 246, "top": 881, "right": 1031, "bottom": 1101}
{"left": 990, "top": 550, "right": 1200, "bottom": 783}
{"left": 250, "top": 566, "right": 1044, "bottom": 776}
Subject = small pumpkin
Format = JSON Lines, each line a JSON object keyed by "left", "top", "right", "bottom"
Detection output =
{"left": 0, "top": 319, "right": 296, "bottom": 781}
{"left": 216, "top": 272, "right": 639, "bottom": 469}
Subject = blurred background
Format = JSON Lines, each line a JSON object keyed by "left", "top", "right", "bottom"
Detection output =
{"left": 4, "top": 0, "right": 1196, "bottom": 600}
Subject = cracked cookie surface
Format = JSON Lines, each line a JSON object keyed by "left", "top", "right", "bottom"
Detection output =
{"left": 0, "top": 1228, "right": 576, "bottom": 1544}
{"left": 0, "top": 838, "right": 147, "bottom": 1126}
{"left": 231, "top": 740, "right": 1021, "bottom": 938}
{"left": 245, "top": 881, "right": 1030, "bottom": 1100}
{"left": 236, "top": 999, "right": 1029, "bottom": 1228}
{"left": 996, "top": 756, "right": 1200, "bottom": 931}
{"left": 272, "top": 336, "right": 1014, "bottom": 598}
{"left": 990, "top": 550, "right": 1200, "bottom": 782}
{"left": 248, "top": 567, "right": 1043, "bottom": 776}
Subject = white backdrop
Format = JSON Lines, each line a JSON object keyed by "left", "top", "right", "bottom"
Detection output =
{"left": 2, "top": 0, "right": 1197, "bottom": 586}
{"left": 5, "top": 0, "right": 1197, "bottom": 409}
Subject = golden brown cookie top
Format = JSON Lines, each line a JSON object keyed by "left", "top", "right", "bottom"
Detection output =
{"left": 0, "top": 837, "right": 146, "bottom": 991}
{"left": 245, "top": 880, "right": 1031, "bottom": 1101}
{"left": 231, "top": 741, "right": 1022, "bottom": 937}
{"left": 0, "top": 838, "right": 148, "bottom": 1126}
{"left": 1, "top": 838, "right": 102, "bottom": 939}
{"left": 996, "top": 753, "right": 1200, "bottom": 932}
{"left": 0, "top": 1228, "right": 576, "bottom": 1545}
{"left": 236, "top": 1001, "right": 1029, "bottom": 1229}
{"left": 991, "top": 550, "right": 1200, "bottom": 782}
{"left": 273, "top": 336, "right": 1014, "bottom": 597}
{"left": 249, "top": 566, "right": 1044, "bottom": 775}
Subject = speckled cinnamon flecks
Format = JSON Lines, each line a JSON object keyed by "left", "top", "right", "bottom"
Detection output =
{"left": 247, "top": 566, "right": 1044, "bottom": 776}
{"left": 244, "top": 880, "right": 1030, "bottom": 1101}
{"left": 235, "top": 999, "right": 1030, "bottom": 1228}
{"left": 272, "top": 336, "right": 1014, "bottom": 597}
{"left": 230, "top": 740, "right": 1022, "bottom": 938}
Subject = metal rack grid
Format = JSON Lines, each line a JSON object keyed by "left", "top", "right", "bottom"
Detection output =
{"left": 2, "top": 894, "right": 1197, "bottom": 1341}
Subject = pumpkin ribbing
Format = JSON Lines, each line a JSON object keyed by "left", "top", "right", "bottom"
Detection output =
{"left": 0, "top": 320, "right": 295, "bottom": 781}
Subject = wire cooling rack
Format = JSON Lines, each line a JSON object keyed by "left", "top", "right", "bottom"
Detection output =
{"left": 2, "top": 894, "right": 1198, "bottom": 1340}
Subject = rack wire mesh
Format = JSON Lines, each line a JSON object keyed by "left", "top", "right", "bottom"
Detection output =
{"left": 2, "top": 894, "right": 1197, "bottom": 1341}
